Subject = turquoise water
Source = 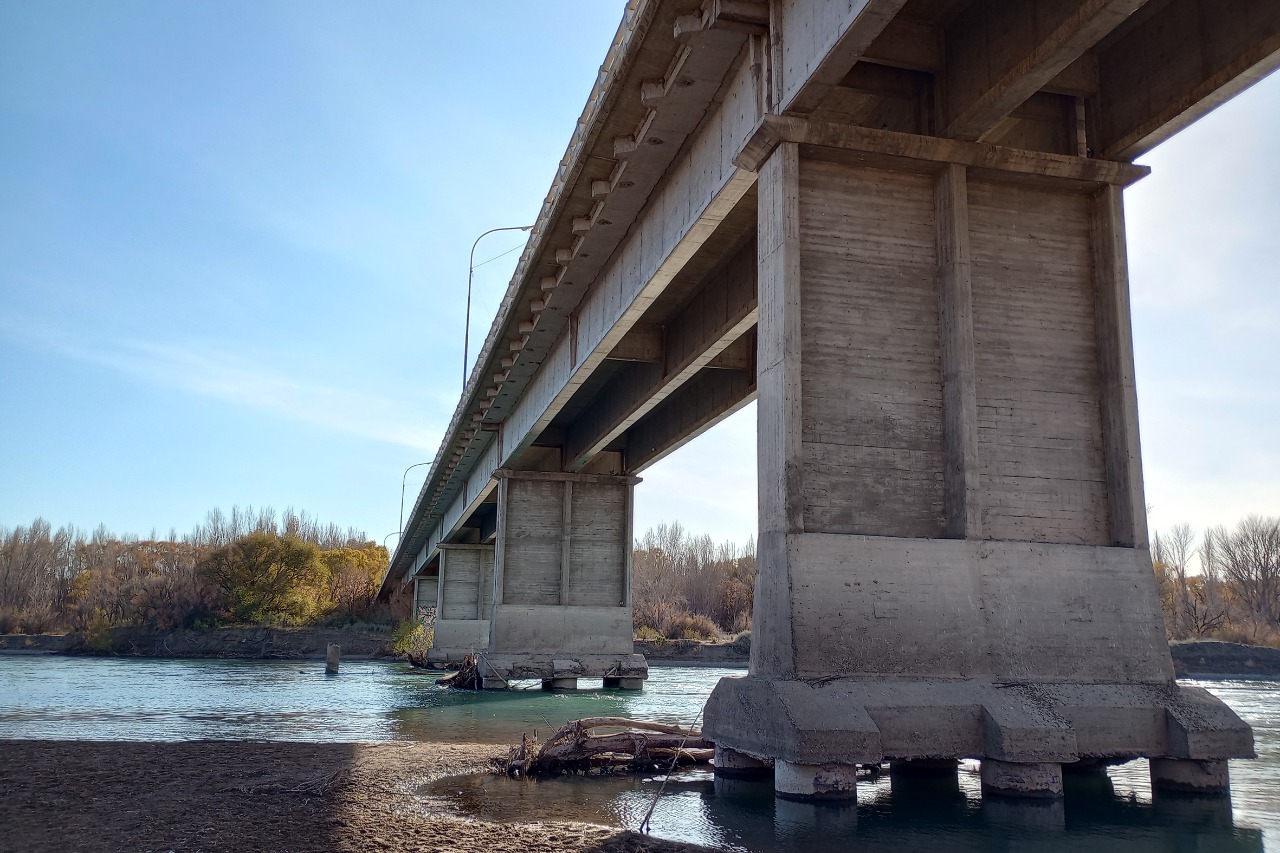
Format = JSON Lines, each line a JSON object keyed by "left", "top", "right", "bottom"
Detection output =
{"left": 1, "top": 655, "right": 1277, "bottom": 850}
{"left": 0, "top": 655, "right": 732, "bottom": 743}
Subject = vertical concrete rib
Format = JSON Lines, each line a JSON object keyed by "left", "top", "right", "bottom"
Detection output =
{"left": 752, "top": 141, "right": 802, "bottom": 680}
{"left": 757, "top": 141, "right": 804, "bottom": 537}
{"left": 935, "top": 162, "right": 982, "bottom": 539}
{"left": 1091, "top": 184, "right": 1148, "bottom": 548}
{"left": 560, "top": 481, "right": 573, "bottom": 605}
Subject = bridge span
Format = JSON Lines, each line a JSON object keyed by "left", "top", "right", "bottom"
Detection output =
{"left": 383, "top": 0, "right": 1276, "bottom": 801}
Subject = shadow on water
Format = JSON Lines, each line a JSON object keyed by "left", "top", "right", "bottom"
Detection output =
{"left": 422, "top": 766, "right": 1264, "bottom": 852}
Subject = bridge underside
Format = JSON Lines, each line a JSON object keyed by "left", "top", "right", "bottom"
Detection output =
{"left": 386, "top": 0, "right": 1277, "bottom": 797}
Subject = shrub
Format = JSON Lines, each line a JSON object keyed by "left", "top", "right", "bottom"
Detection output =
{"left": 84, "top": 609, "right": 114, "bottom": 654}
{"left": 197, "top": 532, "right": 324, "bottom": 624}
{"left": 392, "top": 618, "right": 432, "bottom": 657}
{"left": 0, "top": 607, "right": 20, "bottom": 634}
{"left": 18, "top": 603, "right": 57, "bottom": 635}
{"left": 634, "top": 625, "right": 662, "bottom": 642}
{"left": 663, "top": 612, "right": 720, "bottom": 642}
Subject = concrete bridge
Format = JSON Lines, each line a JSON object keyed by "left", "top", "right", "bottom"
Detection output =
{"left": 384, "top": 0, "right": 1275, "bottom": 801}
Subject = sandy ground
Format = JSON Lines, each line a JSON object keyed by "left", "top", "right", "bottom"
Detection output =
{"left": 0, "top": 740, "right": 706, "bottom": 853}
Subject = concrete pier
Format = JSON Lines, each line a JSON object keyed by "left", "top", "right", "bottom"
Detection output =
{"left": 479, "top": 470, "right": 647, "bottom": 688}
{"left": 425, "top": 544, "right": 494, "bottom": 665}
{"left": 981, "top": 761, "right": 1064, "bottom": 800}
{"left": 701, "top": 141, "right": 1254, "bottom": 799}
{"left": 714, "top": 745, "right": 772, "bottom": 779}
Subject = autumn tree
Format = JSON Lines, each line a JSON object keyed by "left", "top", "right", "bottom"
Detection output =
{"left": 198, "top": 532, "right": 324, "bottom": 623}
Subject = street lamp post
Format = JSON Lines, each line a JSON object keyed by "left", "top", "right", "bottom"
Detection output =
{"left": 463, "top": 224, "right": 533, "bottom": 389}
{"left": 399, "top": 460, "right": 433, "bottom": 541}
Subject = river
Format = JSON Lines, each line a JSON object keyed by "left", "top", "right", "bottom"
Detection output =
{"left": 2, "top": 655, "right": 1276, "bottom": 850}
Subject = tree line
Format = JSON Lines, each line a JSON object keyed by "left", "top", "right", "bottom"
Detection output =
{"left": 629, "top": 513, "right": 1280, "bottom": 649}
{"left": 631, "top": 521, "right": 755, "bottom": 641}
{"left": 0, "top": 506, "right": 388, "bottom": 636}
{"left": 1153, "top": 515, "right": 1280, "bottom": 647}
{"left": 6, "top": 506, "right": 1275, "bottom": 650}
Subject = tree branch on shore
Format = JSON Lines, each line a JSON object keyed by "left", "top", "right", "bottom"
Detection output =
{"left": 493, "top": 718, "right": 711, "bottom": 777}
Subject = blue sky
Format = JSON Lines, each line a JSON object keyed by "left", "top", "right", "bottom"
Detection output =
{"left": 1, "top": 2, "right": 1276, "bottom": 548}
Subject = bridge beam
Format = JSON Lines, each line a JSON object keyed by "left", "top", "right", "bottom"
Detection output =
{"left": 702, "top": 135, "right": 1253, "bottom": 800}
{"left": 940, "top": 0, "right": 1149, "bottom": 141}
{"left": 626, "top": 360, "right": 756, "bottom": 472}
{"left": 565, "top": 242, "right": 758, "bottom": 471}
{"left": 1093, "top": 0, "right": 1280, "bottom": 159}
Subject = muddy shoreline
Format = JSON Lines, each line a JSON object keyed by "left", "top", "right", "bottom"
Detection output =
{"left": 0, "top": 739, "right": 704, "bottom": 853}
{"left": 0, "top": 625, "right": 396, "bottom": 660}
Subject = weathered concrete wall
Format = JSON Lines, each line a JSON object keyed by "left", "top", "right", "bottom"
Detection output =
{"left": 753, "top": 145, "right": 1162, "bottom": 682}
{"left": 798, "top": 158, "right": 945, "bottom": 537}
{"left": 432, "top": 619, "right": 491, "bottom": 653}
{"left": 771, "top": 533, "right": 1171, "bottom": 683}
{"left": 437, "top": 545, "right": 494, "bottom": 621}
{"left": 489, "top": 605, "right": 633, "bottom": 655}
{"left": 429, "top": 545, "right": 495, "bottom": 658}
{"left": 489, "top": 471, "right": 636, "bottom": 659}
{"left": 969, "top": 179, "right": 1109, "bottom": 545}
{"left": 413, "top": 576, "right": 438, "bottom": 618}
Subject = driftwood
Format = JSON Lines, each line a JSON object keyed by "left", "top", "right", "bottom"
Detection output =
{"left": 493, "top": 717, "right": 712, "bottom": 776}
{"left": 435, "top": 654, "right": 480, "bottom": 688}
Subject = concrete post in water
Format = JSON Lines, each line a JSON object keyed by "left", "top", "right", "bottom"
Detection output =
{"left": 325, "top": 643, "right": 340, "bottom": 675}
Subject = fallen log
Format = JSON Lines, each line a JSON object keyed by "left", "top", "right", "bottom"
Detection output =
{"left": 494, "top": 717, "right": 711, "bottom": 776}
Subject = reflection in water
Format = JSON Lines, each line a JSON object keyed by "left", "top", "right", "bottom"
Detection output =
{"left": 424, "top": 768, "right": 1264, "bottom": 852}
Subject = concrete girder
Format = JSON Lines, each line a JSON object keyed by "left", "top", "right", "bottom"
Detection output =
{"left": 626, "top": 362, "right": 757, "bottom": 472}
{"left": 1093, "top": 0, "right": 1280, "bottom": 159}
{"left": 940, "top": 0, "right": 1150, "bottom": 141}
{"left": 772, "top": 0, "right": 912, "bottom": 114}
{"left": 389, "top": 4, "right": 755, "bottom": 586}
{"left": 564, "top": 241, "right": 758, "bottom": 471}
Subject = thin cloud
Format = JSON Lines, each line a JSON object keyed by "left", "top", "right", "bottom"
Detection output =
{"left": 2, "top": 318, "right": 441, "bottom": 451}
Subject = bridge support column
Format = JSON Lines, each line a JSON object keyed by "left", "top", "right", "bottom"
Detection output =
{"left": 1150, "top": 758, "right": 1231, "bottom": 795}
{"left": 775, "top": 760, "right": 859, "bottom": 802}
{"left": 981, "top": 760, "right": 1063, "bottom": 799}
{"left": 703, "top": 140, "right": 1253, "bottom": 801}
{"left": 714, "top": 745, "right": 772, "bottom": 778}
{"left": 479, "top": 470, "right": 648, "bottom": 688}
{"left": 425, "top": 544, "right": 494, "bottom": 665}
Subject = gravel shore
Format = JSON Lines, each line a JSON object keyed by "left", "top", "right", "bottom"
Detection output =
{"left": 0, "top": 740, "right": 704, "bottom": 853}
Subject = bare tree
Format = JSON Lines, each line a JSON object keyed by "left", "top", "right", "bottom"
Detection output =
{"left": 1206, "top": 516, "right": 1280, "bottom": 637}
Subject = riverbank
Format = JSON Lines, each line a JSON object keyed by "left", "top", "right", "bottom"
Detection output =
{"left": 0, "top": 625, "right": 395, "bottom": 659}
{"left": 4, "top": 630, "right": 1279, "bottom": 677}
{"left": 0, "top": 739, "right": 703, "bottom": 853}
{"left": 1170, "top": 640, "right": 1280, "bottom": 677}
{"left": 634, "top": 636, "right": 750, "bottom": 666}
